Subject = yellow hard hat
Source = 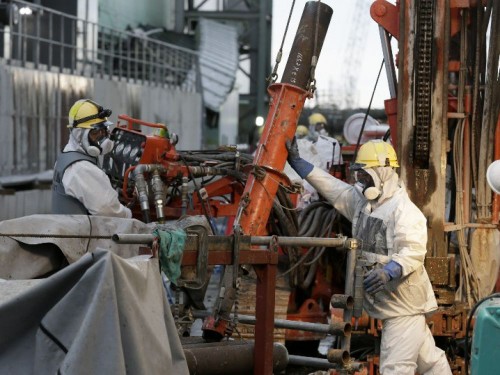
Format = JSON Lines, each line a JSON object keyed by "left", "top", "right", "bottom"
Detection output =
{"left": 352, "top": 140, "right": 399, "bottom": 170}
{"left": 308, "top": 113, "right": 327, "bottom": 126}
{"left": 296, "top": 125, "right": 309, "bottom": 137}
{"left": 68, "top": 99, "right": 113, "bottom": 129}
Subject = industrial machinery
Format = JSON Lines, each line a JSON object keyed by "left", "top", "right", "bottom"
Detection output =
{"left": 101, "top": 0, "right": 499, "bottom": 374}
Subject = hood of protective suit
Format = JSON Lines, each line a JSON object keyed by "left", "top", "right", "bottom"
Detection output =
{"left": 364, "top": 166, "right": 401, "bottom": 207}
{"left": 63, "top": 128, "right": 88, "bottom": 153}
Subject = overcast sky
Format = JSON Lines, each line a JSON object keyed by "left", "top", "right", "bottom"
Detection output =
{"left": 272, "top": 0, "right": 394, "bottom": 109}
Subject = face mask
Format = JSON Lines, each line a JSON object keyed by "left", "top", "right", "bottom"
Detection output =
{"left": 355, "top": 169, "right": 381, "bottom": 200}
{"left": 83, "top": 128, "right": 114, "bottom": 156}
{"left": 98, "top": 138, "right": 114, "bottom": 155}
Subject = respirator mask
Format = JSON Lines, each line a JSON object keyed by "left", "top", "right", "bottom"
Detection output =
{"left": 82, "top": 126, "right": 114, "bottom": 157}
{"left": 354, "top": 168, "right": 382, "bottom": 200}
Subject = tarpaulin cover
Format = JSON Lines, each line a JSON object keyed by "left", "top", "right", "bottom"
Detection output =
{"left": 0, "top": 249, "right": 189, "bottom": 375}
{"left": 0, "top": 214, "right": 156, "bottom": 279}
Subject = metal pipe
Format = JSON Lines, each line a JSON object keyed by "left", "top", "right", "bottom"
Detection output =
{"left": 238, "top": 314, "right": 351, "bottom": 337}
{"left": 341, "top": 247, "right": 357, "bottom": 353}
{"left": 327, "top": 349, "right": 350, "bottom": 366}
{"left": 112, "top": 233, "right": 154, "bottom": 244}
{"left": 250, "top": 236, "right": 347, "bottom": 247}
{"left": 192, "top": 311, "right": 351, "bottom": 336}
{"left": 281, "top": 1, "right": 333, "bottom": 89}
{"left": 379, "top": 26, "right": 397, "bottom": 98}
{"left": 288, "top": 355, "right": 364, "bottom": 372}
{"left": 151, "top": 169, "right": 165, "bottom": 223}
{"left": 132, "top": 165, "right": 153, "bottom": 223}
{"left": 182, "top": 340, "right": 288, "bottom": 375}
{"left": 330, "top": 294, "right": 354, "bottom": 310}
{"left": 353, "top": 262, "right": 365, "bottom": 321}
{"left": 181, "top": 176, "right": 189, "bottom": 216}
{"left": 112, "top": 233, "right": 351, "bottom": 249}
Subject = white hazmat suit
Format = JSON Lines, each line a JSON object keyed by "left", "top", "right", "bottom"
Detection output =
{"left": 305, "top": 166, "right": 452, "bottom": 375}
{"left": 57, "top": 128, "right": 132, "bottom": 218}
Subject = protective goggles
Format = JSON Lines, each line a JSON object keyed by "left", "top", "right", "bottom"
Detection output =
{"left": 354, "top": 169, "right": 374, "bottom": 188}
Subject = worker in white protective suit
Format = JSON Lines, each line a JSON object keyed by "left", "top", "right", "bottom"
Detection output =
{"left": 284, "top": 120, "right": 344, "bottom": 208}
{"left": 52, "top": 99, "right": 132, "bottom": 218}
{"left": 286, "top": 138, "right": 452, "bottom": 375}
{"left": 308, "top": 112, "right": 329, "bottom": 142}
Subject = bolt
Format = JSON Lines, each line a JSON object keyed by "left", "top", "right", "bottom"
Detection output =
{"left": 374, "top": 4, "right": 387, "bottom": 17}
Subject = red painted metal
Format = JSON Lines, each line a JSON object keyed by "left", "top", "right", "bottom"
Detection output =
{"left": 384, "top": 98, "right": 398, "bottom": 146}
{"left": 239, "top": 83, "right": 309, "bottom": 236}
{"left": 253, "top": 264, "right": 278, "bottom": 375}
{"left": 370, "top": 0, "right": 400, "bottom": 40}
{"left": 181, "top": 249, "right": 279, "bottom": 266}
{"left": 286, "top": 299, "right": 328, "bottom": 341}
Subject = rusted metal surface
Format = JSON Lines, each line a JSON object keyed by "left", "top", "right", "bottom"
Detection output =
{"left": 425, "top": 257, "right": 450, "bottom": 286}
{"left": 399, "top": 0, "right": 448, "bottom": 258}
{"left": 253, "top": 264, "right": 277, "bottom": 375}
{"left": 182, "top": 338, "right": 288, "bottom": 375}
{"left": 203, "top": 4, "right": 334, "bottom": 365}
{"left": 427, "top": 306, "right": 468, "bottom": 338}
{"left": 330, "top": 294, "right": 354, "bottom": 310}
{"left": 237, "top": 0, "right": 332, "bottom": 236}
{"left": 327, "top": 349, "right": 350, "bottom": 365}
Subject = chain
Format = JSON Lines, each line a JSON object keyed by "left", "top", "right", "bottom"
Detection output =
{"left": 231, "top": 276, "right": 241, "bottom": 337}
{"left": 174, "top": 285, "right": 180, "bottom": 327}
{"left": 413, "top": 0, "right": 435, "bottom": 167}
{"left": 267, "top": 0, "right": 296, "bottom": 85}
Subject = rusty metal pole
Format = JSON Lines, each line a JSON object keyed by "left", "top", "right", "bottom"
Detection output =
{"left": 249, "top": 3, "right": 332, "bottom": 375}
{"left": 238, "top": 1, "right": 332, "bottom": 235}
{"left": 202, "top": 3, "right": 332, "bottom": 374}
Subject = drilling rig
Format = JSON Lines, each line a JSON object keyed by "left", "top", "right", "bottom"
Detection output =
{"left": 1, "top": 0, "right": 499, "bottom": 374}
{"left": 93, "top": 0, "right": 500, "bottom": 373}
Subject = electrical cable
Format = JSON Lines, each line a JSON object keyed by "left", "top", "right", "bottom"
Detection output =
{"left": 352, "top": 59, "right": 385, "bottom": 163}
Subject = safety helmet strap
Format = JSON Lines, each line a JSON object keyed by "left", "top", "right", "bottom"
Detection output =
{"left": 72, "top": 100, "right": 112, "bottom": 128}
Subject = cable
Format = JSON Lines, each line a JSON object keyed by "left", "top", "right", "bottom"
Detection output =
{"left": 352, "top": 59, "right": 385, "bottom": 163}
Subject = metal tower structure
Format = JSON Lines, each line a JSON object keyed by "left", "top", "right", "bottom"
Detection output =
{"left": 179, "top": 0, "right": 273, "bottom": 141}
{"left": 341, "top": 0, "right": 370, "bottom": 109}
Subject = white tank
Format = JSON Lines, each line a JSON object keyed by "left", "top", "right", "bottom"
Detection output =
{"left": 343, "top": 113, "right": 390, "bottom": 145}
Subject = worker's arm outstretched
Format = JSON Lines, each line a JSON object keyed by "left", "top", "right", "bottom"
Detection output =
{"left": 286, "top": 137, "right": 362, "bottom": 222}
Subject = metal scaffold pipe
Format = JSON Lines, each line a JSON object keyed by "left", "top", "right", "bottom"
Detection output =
{"left": 191, "top": 312, "right": 352, "bottom": 337}
{"left": 112, "top": 233, "right": 352, "bottom": 249}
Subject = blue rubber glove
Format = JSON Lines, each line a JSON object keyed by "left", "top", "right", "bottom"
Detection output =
{"left": 363, "top": 260, "right": 402, "bottom": 295}
{"left": 286, "top": 137, "right": 314, "bottom": 178}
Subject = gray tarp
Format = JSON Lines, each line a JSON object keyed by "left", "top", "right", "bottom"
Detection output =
{"left": 0, "top": 214, "right": 156, "bottom": 279}
{"left": 0, "top": 249, "right": 189, "bottom": 374}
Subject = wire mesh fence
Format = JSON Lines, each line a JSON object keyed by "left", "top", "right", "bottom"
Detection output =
{"left": 0, "top": 0, "right": 200, "bottom": 92}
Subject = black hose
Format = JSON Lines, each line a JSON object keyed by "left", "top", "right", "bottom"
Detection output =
{"left": 277, "top": 186, "right": 299, "bottom": 233}
{"left": 299, "top": 205, "right": 326, "bottom": 236}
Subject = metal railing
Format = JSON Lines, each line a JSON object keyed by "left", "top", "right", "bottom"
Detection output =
{"left": 0, "top": 0, "right": 201, "bottom": 92}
